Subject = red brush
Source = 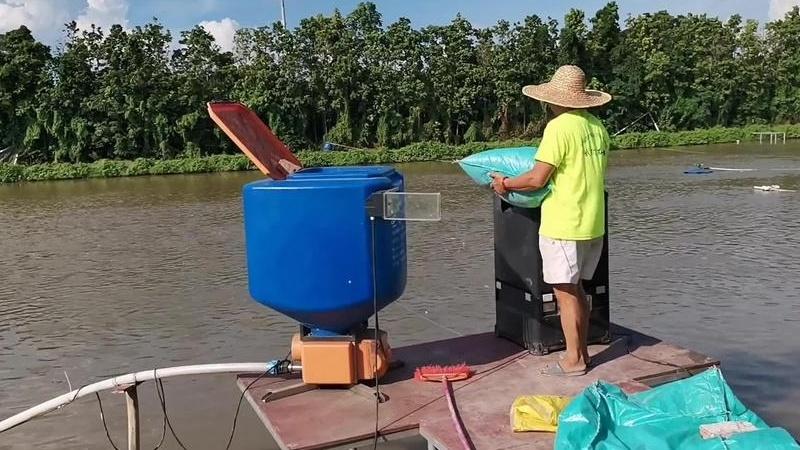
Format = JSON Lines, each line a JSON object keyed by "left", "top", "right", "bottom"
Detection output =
{"left": 414, "top": 363, "right": 473, "bottom": 382}
{"left": 415, "top": 364, "right": 475, "bottom": 450}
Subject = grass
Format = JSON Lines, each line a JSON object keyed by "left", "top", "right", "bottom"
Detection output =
{"left": 2, "top": 124, "right": 799, "bottom": 183}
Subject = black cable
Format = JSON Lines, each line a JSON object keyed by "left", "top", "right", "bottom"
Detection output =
{"left": 152, "top": 400, "right": 167, "bottom": 450}
{"left": 152, "top": 374, "right": 168, "bottom": 450}
{"left": 615, "top": 332, "right": 691, "bottom": 374}
{"left": 370, "top": 217, "right": 382, "bottom": 450}
{"left": 153, "top": 370, "right": 189, "bottom": 450}
{"left": 372, "top": 313, "right": 381, "bottom": 450}
{"left": 224, "top": 354, "right": 291, "bottom": 450}
{"left": 94, "top": 392, "right": 121, "bottom": 450}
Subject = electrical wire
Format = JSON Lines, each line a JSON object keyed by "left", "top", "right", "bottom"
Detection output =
{"left": 394, "top": 302, "right": 463, "bottom": 337}
{"left": 614, "top": 332, "right": 691, "bottom": 375}
{"left": 151, "top": 373, "right": 168, "bottom": 450}
{"left": 370, "top": 216, "right": 382, "bottom": 450}
{"left": 94, "top": 393, "right": 120, "bottom": 450}
{"left": 224, "top": 354, "right": 291, "bottom": 450}
{"left": 152, "top": 393, "right": 167, "bottom": 450}
{"left": 154, "top": 371, "right": 189, "bottom": 450}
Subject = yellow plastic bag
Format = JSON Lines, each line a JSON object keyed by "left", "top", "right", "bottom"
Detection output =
{"left": 510, "top": 395, "right": 572, "bottom": 432}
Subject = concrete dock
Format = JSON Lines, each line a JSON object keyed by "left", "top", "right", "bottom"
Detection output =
{"left": 238, "top": 325, "right": 718, "bottom": 450}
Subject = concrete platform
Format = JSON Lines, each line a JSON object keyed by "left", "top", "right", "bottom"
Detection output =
{"left": 238, "top": 325, "right": 718, "bottom": 450}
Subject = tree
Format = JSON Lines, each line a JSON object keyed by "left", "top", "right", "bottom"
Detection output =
{"left": 422, "top": 15, "right": 482, "bottom": 143}
{"left": 733, "top": 19, "right": 772, "bottom": 124}
{"left": 559, "top": 9, "right": 589, "bottom": 69}
{"left": 588, "top": 2, "right": 620, "bottom": 84}
{"left": 767, "top": 6, "right": 800, "bottom": 123}
{"left": 42, "top": 23, "right": 103, "bottom": 162}
{"left": 374, "top": 17, "right": 427, "bottom": 146}
{"left": 0, "top": 26, "right": 51, "bottom": 162}
{"left": 173, "top": 26, "right": 236, "bottom": 156}
{"left": 80, "top": 22, "right": 174, "bottom": 159}
{"left": 2, "top": 1, "right": 800, "bottom": 163}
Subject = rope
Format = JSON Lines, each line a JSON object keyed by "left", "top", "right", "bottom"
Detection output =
{"left": 613, "top": 112, "right": 659, "bottom": 136}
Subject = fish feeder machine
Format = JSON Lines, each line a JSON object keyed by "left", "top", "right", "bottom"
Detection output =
{"left": 208, "top": 102, "right": 440, "bottom": 387}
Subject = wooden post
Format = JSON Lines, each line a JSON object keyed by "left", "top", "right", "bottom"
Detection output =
{"left": 125, "top": 385, "right": 140, "bottom": 450}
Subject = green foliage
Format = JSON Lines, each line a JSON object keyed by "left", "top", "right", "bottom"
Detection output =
{"left": 610, "top": 124, "right": 800, "bottom": 149}
{"left": 0, "top": 154, "right": 252, "bottom": 183}
{"left": 1, "top": 3, "right": 800, "bottom": 165}
{"left": 463, "top": 122, "right": 483, "bottom": 143}
{"left": 4, "top": 125, "right": 799, "bottom": 183}
{"left": 559, "top": 9, "right": 589, "bottom": 68}
{"left": 0, "top": 26, "right": 51, "bottom": 162}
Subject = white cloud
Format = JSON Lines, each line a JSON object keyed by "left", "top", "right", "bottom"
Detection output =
{"left": 0, "top": 0, "right": 71, "bottom": 40}
{"left": 0, "top": 0, "right": 129, "bottom": 44}
{"left": 199, "top": 17, "right": 240, "bottom": 53}
{"left": 75, "top": 0, "right": 128, "bottom": 32}
{"left": 769, "top": 0, "right": 800, "bottom": 19}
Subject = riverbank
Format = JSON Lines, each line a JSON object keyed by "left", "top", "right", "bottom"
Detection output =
{"left": 1, "top": 124, "right": 798, "bottom": 183}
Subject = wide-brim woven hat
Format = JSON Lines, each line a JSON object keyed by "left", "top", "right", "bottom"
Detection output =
{"left": 522, "top": 65, "right": 611, "bottom": 109}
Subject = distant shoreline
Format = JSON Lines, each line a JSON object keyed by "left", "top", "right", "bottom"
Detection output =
{"left": 1, "top": 125, "right": 798, "bottom": 184}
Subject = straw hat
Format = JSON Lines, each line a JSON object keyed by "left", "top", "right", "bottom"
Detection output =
{"left": 522, "top": 65, "right": 611, "bottom": 109}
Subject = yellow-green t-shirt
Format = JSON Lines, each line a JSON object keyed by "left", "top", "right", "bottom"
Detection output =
{"left": 534, "top": 110, "right": 609, "bottom": 240}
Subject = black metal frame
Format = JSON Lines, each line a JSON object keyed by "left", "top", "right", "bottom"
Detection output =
{"left": 492, "top": 194, "right": 611, "bottom": 355}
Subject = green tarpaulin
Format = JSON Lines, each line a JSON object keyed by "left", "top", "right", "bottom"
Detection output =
{"left": 555, "top": 367, "right": 799, "bottom": 449}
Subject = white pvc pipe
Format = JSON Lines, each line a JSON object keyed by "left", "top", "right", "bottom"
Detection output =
{"left": 0, "top": 363, "right": 275, "bottom": 433}
{"left": 708, "top": 167, "right": 756, "bottom": 172}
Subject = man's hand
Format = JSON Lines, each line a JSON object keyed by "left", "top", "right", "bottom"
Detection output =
{"left": 490, "top": 173, "right": 508, "bottom": 195}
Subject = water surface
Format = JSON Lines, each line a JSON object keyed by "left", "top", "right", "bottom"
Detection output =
{"left": 0, "top": 143, "right": 798, "bottom": 448}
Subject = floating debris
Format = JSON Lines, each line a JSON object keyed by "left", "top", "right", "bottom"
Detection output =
{"left": 753, "top": 185, "right": 796, "bottom": 192}
{"left": 684, "top": 163, "right": 712, "bottom": 175}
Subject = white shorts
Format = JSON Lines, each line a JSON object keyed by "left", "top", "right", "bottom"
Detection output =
{"left": 539, "top": 236, "right": 604, "bottom": 285}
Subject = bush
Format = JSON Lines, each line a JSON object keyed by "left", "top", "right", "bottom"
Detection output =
{"left": 2, "top": 124, "right": 798, "bottom": 183}
{"left": 610, "top": 124, "right": 800, "bottom": 149}
{"left": 0, "top": 164, "right": 24, "bottom": 183}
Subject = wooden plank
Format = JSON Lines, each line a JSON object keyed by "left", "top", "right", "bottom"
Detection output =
{"left": 239, "top": 327, "right": 718, "bottom": 450}
{"left": 125, "top": 386, "right": 140, "bottom": 450}
{"left": 635, "top": 363, "right": 720, "bottom": 387}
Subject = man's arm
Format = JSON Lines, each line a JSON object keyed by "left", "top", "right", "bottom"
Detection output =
{"left": 490, "top": 162, "right": 554, "bottom": 194}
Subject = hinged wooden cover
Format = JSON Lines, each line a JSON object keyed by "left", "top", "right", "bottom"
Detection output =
{"left": 207, "top": 101, "right": 302, "bottom": 180}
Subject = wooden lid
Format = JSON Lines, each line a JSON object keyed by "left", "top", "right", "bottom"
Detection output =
{"left": 207, "top": 101, "right": 302, "bottom": 180}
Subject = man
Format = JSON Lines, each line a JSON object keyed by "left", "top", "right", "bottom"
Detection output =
{"left": 490, "top": 65, "right": 611, "bottom": 376}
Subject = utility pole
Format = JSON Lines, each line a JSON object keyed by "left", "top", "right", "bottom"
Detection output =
{"left": 280, "top": 0, "right": 287, "bottom": 27}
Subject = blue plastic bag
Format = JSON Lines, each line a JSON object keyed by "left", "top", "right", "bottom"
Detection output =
{"left": 457, "top": 147, "right": 551, "bottom": 208}
{"left": 555, "top": 367, "right": 800, "bottom": 450}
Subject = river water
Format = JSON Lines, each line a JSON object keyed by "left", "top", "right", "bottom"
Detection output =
{"left": 0, "top": 143, "right": 798, "bottom": 449}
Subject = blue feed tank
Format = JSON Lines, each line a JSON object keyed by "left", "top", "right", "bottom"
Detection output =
{"left": 243, "top": 166, "right": 407, "bottom": 335}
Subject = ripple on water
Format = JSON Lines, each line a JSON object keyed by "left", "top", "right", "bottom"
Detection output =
{"left": 0, "top": 146, "right": 799, "bottom": 447}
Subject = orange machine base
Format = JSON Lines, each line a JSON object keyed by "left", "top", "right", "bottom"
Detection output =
{"left": 291, "top": 329, "right": 392, "bottom": 385}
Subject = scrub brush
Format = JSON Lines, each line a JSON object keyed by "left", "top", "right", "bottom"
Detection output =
{"left": 415, "top": 364, "right": 474, "bottom": 450}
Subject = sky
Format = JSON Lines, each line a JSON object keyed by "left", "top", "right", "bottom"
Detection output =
{"left": 1, "top": 0, "right": 799, "bottom": 52}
